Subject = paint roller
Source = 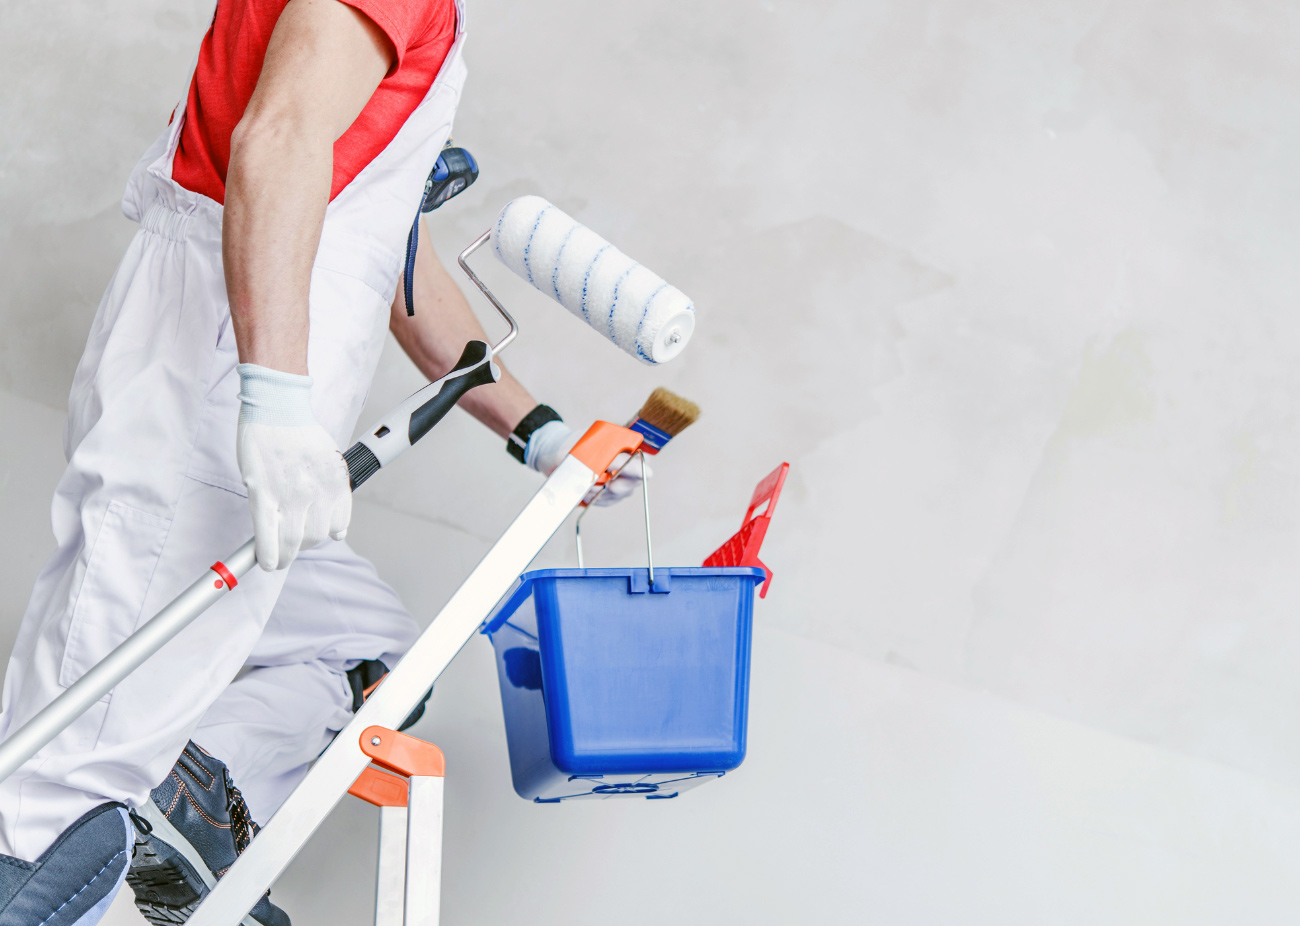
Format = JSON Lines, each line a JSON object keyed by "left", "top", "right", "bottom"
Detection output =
{"left": 351, "top": 195, "right": 696, "bottom": 481}
{"left": 0, "top": 196, "right": 697, "bottom": 784}
{"left": 488, "top": 195, "right": 696, "bottom": 364}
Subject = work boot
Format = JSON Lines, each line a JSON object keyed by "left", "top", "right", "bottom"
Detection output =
{"left": 347, "top": 658, "right": 432, "bottom": 730}
{"left": 0, "top": 802, "right": 133, "bottom": 926}
{"left": 127, "top": 742, "right": 289, "bottom": 926}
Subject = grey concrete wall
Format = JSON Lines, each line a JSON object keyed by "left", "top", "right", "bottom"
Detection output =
{"left": 4, "top": 0, "right": 1300, "bottom": 922}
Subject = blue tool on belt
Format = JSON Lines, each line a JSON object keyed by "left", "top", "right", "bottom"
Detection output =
{"left": 403, "top": 144, "right": 480, "bottom": 315}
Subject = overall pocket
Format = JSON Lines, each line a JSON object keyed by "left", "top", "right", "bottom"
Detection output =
{"left": 60, "top": 501, "right": 173, "bottom": 695}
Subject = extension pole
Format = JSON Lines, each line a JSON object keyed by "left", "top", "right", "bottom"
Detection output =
{"left": 0, "top": 342, "right": 500, "bottom": 784}
{"left": 0, "top": 542, "right": 257, "bottom": 783}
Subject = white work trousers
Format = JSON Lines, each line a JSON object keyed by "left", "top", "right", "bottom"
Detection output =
{"left": 0, "top": 187, "right": 419, "bottom": 860}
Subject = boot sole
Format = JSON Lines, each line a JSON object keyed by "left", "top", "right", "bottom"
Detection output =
{"left": 127, "top": 801, "right": 262, "bottom": 926}
{"left": 126, "top": 837, "right": 204, "bottom": 924}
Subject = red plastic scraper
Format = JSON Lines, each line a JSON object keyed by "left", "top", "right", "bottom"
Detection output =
{"left": 703, "top": 462, "right": 789, "bottom": 598}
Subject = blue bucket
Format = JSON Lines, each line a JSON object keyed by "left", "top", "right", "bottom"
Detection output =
{"left": 481, "top": 566, "right": 765, "bottom": 802}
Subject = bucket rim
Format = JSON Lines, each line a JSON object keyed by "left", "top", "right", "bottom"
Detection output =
{"left": 481, "top": 566, "right": 765, "bottom": 636}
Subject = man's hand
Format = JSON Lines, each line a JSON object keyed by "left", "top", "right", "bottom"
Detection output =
{"left": 524, "top": 420, "right": 650, "bottom": 507}
{"left": 236, "top": 365, "right": 351, "bottom": 571}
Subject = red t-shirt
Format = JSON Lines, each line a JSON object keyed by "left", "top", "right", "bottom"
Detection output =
{"left": 172, "top": 0, "right": 456, "bottom": 205}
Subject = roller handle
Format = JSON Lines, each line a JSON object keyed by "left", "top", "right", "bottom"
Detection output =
{"left": 346, "top": 340, "right": 500, "bottom": 490}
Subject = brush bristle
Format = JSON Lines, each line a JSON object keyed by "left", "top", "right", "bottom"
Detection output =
{"left": 637, "top": 387, "right": 701, "bottom": 437}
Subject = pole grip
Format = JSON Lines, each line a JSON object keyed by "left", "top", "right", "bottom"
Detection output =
{"left": 344, "top": 442, "right": 382, "bottom": 490}
{"left": 345, "top": 341, "right": 499, "bottom": 490}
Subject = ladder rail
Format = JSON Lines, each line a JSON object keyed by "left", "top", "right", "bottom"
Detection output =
{"left": 404, "top": 776, "right": 444, "bottom": 926}
{"left": 375, "top": 806, "right": 407, "bottom": 926}
{"left": 187, "top": 454, "right": 601, "bottom": 925}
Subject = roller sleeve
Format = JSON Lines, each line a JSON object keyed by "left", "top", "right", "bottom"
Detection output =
{"left": 491, "top": 195, "right": 695, "bottom": 364}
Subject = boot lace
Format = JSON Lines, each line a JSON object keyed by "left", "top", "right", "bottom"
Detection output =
{"left": 225, "top": 773, "right": 261, "bottom": 855}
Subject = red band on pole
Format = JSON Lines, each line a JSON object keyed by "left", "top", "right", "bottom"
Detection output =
{"left": 210, "top": 562, "right": 237, "bottom": 590}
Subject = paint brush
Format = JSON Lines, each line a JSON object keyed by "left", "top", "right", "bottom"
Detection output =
{"left": 627, "top": 387, "right": 700, "bottom": 454}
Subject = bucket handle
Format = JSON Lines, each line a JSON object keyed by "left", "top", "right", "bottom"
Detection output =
{"left": 574, "top": 450, "right": 655, "bottom": 585}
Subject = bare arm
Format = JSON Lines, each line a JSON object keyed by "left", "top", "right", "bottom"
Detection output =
{"left": 224, "top": 0, "right": 394, "bottom": 374}
{"left": 389, "top": 221, "right": 537, "bottom": 439}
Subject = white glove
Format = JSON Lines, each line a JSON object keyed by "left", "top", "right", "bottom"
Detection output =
{"left": 525, "top": 420, "right": 650, "bottom": 507}
{"left": 236, "top": 364, "right": 352, "bottom": 571}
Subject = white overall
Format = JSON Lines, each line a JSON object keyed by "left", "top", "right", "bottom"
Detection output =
{"left": 0, "top": 5, "right": 467, "bottom": 861}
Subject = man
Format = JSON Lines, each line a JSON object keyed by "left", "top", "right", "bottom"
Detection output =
{"left": 0, "top": 1, "right": 639, "bottom": 923}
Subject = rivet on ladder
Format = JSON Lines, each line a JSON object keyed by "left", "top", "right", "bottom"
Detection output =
{"left": 371, "top": 736, "right": 382, "bottom": 746}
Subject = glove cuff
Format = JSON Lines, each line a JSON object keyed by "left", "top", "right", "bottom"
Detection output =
{"left": 507, "top": 403, "right": 563, "bottom": 464}
{"left": 524, "top": 420, "right": 573, "bottom": 474}
{"left": 237, "top": 363, "right": 317, "bottom": 428}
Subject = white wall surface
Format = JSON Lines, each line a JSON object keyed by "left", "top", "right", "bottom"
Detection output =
{"left": 3, "top": 0, "right": 1300, "bottom": 922}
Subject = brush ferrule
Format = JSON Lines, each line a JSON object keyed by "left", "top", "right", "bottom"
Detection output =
{"left": 628, "top": 418, "right": 672, "bottom": 453}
